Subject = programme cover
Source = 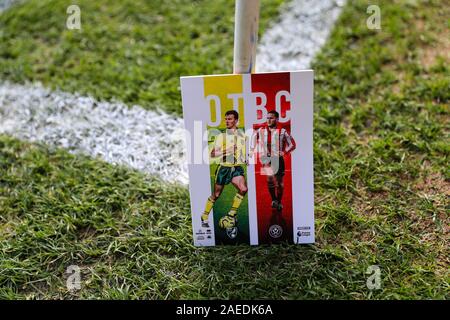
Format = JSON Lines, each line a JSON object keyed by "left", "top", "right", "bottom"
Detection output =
{"left": 180, "top": 71, "right": 314, "bottom": 246}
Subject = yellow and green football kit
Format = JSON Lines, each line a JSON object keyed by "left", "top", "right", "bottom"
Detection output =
{"left": 201, "top": 129, "right": 247, "bottom": 228}
{"left": 212, "top": 129, "right": 246, "bottom": 185}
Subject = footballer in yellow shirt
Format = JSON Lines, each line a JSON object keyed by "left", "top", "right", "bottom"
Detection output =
{"left": 201, "top": 110, "right": 248, "bottom": 230}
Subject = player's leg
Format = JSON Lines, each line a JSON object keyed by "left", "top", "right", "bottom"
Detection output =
{"left": 212, "top": 182, "right": 225, "bottom": 200}
{"left": 229, "top": 175, "right": 247, "bottom": 216}
{"left": 232, "top": 174, "right": 248, "bottom": 196}
{"left": 218, "top": 173, "right": 247, "bottom": 229}
{"left": 266, "top": 174, "right": 278, "bottom": 208}
{"left": 201, "top": 183, "right": 224, "bottom": 227}
{"left": 264, "top": 161, "right": 279, "bottom": 208}
{"left": 276, "top": 175, "right": 284, "bottom": 211}
{"left": 275, "top": 157, "right": 285, "bottom": 211}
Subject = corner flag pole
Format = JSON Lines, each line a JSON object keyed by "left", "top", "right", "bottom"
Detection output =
{"left": 233, "top": 0, "right": 260, "bottom": 74}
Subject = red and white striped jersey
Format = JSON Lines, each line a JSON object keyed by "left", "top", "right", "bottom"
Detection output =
{"left": 250, "top": 126, "right": 296, "bottom": 158}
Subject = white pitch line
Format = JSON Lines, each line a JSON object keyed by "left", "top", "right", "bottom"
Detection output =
{"left": 0, "top": 0, "right": 345, "bottom": 185}
{"left": 0, "top": 82, "right": 188, "bottom": 184}
{"left": 257, "top": 0, "right": 346, "bottom": 72}
{"left": 0, "top": 0, "right": 20, "bottom": 12}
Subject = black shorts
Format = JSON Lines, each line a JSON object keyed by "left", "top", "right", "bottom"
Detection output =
{"left": 262, "top": 156, "right": 285, "bottom": 177}
{"left": 215, "top": 165, "right": 245, "bottom": 185}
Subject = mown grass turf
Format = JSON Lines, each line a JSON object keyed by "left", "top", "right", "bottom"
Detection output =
{"left": 0, "top": 0, "right": 449, "bottom": 299}
{"left": 0, "top": 0, "right": 283, "bottom": 115}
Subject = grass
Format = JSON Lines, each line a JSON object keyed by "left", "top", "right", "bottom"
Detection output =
{"left": 0, "top": 0, "right": 284, "bottom": 115}
{"left": 0, "top": 0, "right": 449, "bottom": 299}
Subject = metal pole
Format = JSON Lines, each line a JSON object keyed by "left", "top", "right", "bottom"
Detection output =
{"left": 233, "top": 0, "right": 260, "bottom": 74}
